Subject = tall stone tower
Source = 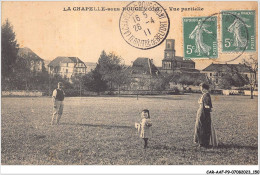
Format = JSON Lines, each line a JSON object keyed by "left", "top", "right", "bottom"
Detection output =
{"left": 162, "top": 39, "right": 175, "bottom": 73}
{"left": 164, "top": 39, "right": 175, "bottom": 60}
{"left": 161, "top": 39, "right": 196, "bottom": 74}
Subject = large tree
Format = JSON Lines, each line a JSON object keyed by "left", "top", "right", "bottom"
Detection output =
{"left": 243, "top": 56, "right": 258, "bottom": 99}
{"left": 170, "top": 72, "right": 207, "bottom": 89}
{"left": 96, "top": 50, "right": 128, "bottom": 92}
{"left": 11, "top": 56, "right": 31, "bottom": 90}
{"left": 82, "top": 68, "right": 107, "bottom": 94}
{"left": 243, "top": 55, "right": 258, "bottom": 84}
{"left": 218, "top": 72, "right": 249, "bottom": 89}
{"left": 1, "top": 19, "right": 19, "bottom": 78}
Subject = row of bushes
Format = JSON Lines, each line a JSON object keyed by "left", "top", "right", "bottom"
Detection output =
{"left": 2, "top": 87, "right": 257, "bottom": 97}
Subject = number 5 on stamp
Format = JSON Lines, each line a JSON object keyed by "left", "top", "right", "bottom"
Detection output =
{"left": 183, "top": 16, "right": 218, "bottom": 59}
{"left": 221, "top": 10, "right": 255, "bottom": 52}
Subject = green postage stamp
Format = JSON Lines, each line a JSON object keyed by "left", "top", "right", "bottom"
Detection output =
{"left": 183, "top": 16, "right": 218, "bottom": 59}
{"left": 222, "top": 10, "right": 255, "bottom": 52}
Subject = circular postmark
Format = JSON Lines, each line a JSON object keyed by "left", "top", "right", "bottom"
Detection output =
{"left": 200, "top": 12, "right": 250, "bottom": 63}
{"left": 119, "top": 1, "right": 170, "bottom": 50}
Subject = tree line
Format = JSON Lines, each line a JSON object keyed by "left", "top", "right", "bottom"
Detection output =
{"left": 2, "top": 19, "right": 256, "bottom": 96}
{"left": 1, "top": 19, "right": 130, "bottom": 95}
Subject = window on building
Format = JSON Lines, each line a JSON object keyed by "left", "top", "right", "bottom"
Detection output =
{"left": 66, "top": 69, "right": 68, "bottom": 73}
{"left": 216, "top": 78, "right": 218, "bottom": 84}
{"left": 167, "top": 43, "right": 171, "bottom": 48}
{"left": 67, "top": 63, "right": 68, "bottom": 67}
{"left": 164, "top": 62, "right": 167, "bottom": 69}
{"left": 210, "top": 73, "right": 212, "bottom": 76}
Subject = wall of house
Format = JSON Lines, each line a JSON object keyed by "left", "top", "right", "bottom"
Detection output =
{"left": 74, "top": 63, "right": 87, "bottom": 74}
{"left": 30, "top": 60, "right": 43, "bottom": 72}
{"left": 175, "top": 61, "right": 194, "bottom": 69}
{"left": 59, "top": 63, "right": 74, "bottom": 79}
{"left": 48, "top": 62, "right": 87, "bottom": 81}
{"left": 202, "top": 71, "right": 255, "bottom": 88}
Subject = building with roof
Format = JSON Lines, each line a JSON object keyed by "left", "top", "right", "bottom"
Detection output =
{"left": 48, "top": 56, "right": 87, "bottom": 81}
{"left": 161, "top": 39, "right": 199, "bottom": 74}
{"left": 125, "top": 57, "right": 161, "bottom": 90}
{"left": 202, "top": 63, "right": 255, "bottom": 86}
{"left": 17, "top": 47, "right": 45, "bottom": 72}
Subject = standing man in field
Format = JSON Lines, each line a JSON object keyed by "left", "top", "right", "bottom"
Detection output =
{"left": 51, "top": 82, "right": 65, "bottom": 125}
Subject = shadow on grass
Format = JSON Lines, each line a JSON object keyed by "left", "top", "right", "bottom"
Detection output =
{"left": 151, "top": 145, "right": 178, "bottom": 151}
{"left": 141, "top": 96, "right": 184, "bottom": 101}
{"left": 152, "top": 143, "right": 257, "bottom": 152}
{"left": 217, "top": 143, "right": 258, "bottom": 150}
{"left": 61, "top": 123, "right": 132, "bottom": 129}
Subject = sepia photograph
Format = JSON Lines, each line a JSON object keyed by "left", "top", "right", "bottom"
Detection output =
{"left": 1, "top": 0, "right": 258, "bottom": 174}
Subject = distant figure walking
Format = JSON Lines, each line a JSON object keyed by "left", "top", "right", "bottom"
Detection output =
{"left": 51, "top": 82, "right": 65, "bottom": 125}
{"left": 194, "top": 83, "right": 213, "bottom": 148}
{"left": 135, "top": 109, "right": 152, "bottom": 149}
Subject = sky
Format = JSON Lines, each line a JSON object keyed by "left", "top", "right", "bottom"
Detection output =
{"left": 2, "top": 1, "right": 258, "bottom": 70}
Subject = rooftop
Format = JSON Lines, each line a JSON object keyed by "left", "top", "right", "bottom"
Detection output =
{"left": 202, "top": 63, "right": 253, "bottom": 73}
{"left": 48, "top": 56, "right": 85, "bottom": 67}
{"left": 18, "top": 47, "right": 43, "bottom": 61}
{"left": 127, "top": 57, "right": 160, "bottom": 76}
{"left": 163, "top": 56, "right": 194, "bottom": 63}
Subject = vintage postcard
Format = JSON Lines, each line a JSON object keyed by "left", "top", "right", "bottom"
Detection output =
{"left": 1, "top": 1, "right": 258, "bottom": 174}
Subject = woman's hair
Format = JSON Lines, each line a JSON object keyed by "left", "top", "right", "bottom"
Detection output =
{"left": 200, "top": 83, "right": 210, "bottom": 90}
{"left": 142, "top": 109, "right": 150, "bottom": 118}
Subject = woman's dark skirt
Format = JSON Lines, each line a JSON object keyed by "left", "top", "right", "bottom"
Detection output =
{"left": 194, "top": 106, "right": 211, "bottom": 146}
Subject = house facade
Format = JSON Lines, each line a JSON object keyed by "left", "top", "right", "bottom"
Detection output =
{"left": 161, "top": 39, "right": 198, "bottom": 74}
{"left": 48, "top": 57, "right": 87, "bottom": 81}
{"left": 201, "top": 63, "right": 255, "bottom": 87}
{"left": 17, "top": 47, "right": 44, "bottom": 72}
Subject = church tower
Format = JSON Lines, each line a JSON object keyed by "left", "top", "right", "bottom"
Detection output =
{"left": 161, "top": 39, "right": 196, "bottom": 74}
{"left": 164, "top": 39, "right": 175, "bottom": 60}
{"left": 162, "top": 39, "right": 175, "bottom": 73}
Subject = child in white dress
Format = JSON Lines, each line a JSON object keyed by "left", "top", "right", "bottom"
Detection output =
{"left": 136, "top": 109, "right": 152, "bottom": 149}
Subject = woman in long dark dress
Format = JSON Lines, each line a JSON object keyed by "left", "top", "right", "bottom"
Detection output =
{"left": 194, "top": 83, "right": 213, "bottom": 148}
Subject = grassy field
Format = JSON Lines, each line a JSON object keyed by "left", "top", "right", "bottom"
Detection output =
{"left": 1, "top": 94, "right": 258, "bottom": 165}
